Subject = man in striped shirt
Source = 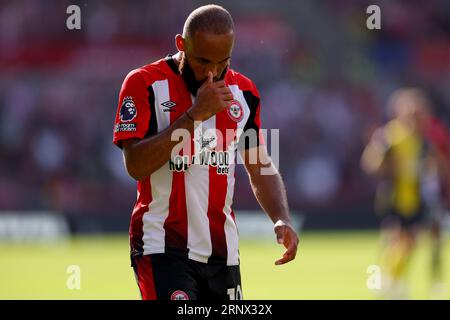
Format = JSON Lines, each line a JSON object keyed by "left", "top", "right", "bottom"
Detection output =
{"left": 113, "top": 4, "right": 299, "bottom": 300}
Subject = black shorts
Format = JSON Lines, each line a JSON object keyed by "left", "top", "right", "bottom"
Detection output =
{"left": 382, "top": 208, "right": 426, "bottom": 229}
{"left": 131, "top": 252, "right": 242, "bottom": 300}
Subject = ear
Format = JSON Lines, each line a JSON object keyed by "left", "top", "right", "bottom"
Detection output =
{"left": 175, "top": 34, "right": 185, "bottom": 52}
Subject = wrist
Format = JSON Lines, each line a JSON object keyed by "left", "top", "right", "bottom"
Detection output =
{"left": 186, "top": 108, "right": 202, "bottom": 122}
{"left": 185, "top": 110, "right": 195, "bottom": 122}
{"left": 274, "top": 219, "right": 292, "bottom": 228}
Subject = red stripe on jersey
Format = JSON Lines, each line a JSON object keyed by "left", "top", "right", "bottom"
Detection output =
{"left": 207, "top": 166, "right": 228, "bottom": 260}
{"left": 130, "top": 177, "right": 151, "bottom": 255}
{"left": 424, "top": 117, "right": 450, "bottom": 158}
{"left": 134, "top": 255, "right": 157, "bottom": 300}
{"left": 165, "top": 170, "right": 188, "bottom": 251}
{"left": 163, "top": 79, "right": 190, "bottom": 253}
{"left": 207, "top": 109, "right": 237, "bottom": 261}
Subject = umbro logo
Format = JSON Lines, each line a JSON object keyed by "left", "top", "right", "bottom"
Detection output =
{"left": 162, "top": 100, "right": 177, "bottom": 112}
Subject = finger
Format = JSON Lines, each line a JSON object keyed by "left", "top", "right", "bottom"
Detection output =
{"left": 277, "top": 235, "right": 284, "bottom": 245}
{"left": 274, "top": 229, "right": 298, "bottom": 265}
{"left": 275, "top": 247, "right": 297, "bottom": 265}
{"left": 275, "top": 225, "right": 286, "bottom": 244}
{"left": 275, "top": 253, "right": 295, "bottom": 265}
{"left": 222, "top": 93, "right": 234, "bottom": 101}
{"left": 284, "top": 229, "right": 299, "bottom": 250}
{"left": 216, "top": 86, "right": 232, "bottom": 94}
{"left": 285, "top": 238, "right": 298, "bottom": 256}
{"left": 213, "top": 80, "right": 227, "bottom": 88}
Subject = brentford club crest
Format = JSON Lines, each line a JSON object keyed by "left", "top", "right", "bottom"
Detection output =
{"left": 227, "top": 100, "right": 244, "bottom": 122}
{"left": 170, "top": 290, "right": 189, "bottom": 300}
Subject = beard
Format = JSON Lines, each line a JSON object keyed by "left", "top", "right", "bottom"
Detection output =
{"left": 179, "top": 53, "right": 228, "bottom": 96}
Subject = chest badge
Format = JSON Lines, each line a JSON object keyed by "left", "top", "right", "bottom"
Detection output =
{"left": 227, "top": 100, "right": 244, "bottom": 122}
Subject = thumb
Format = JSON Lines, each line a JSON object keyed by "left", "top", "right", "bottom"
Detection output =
{"left": 276, "top": 228, "right": 285, "bottom": 244}
{"left": 274, "top": 220, "right": 286, "bottom": 244}
{"left": 207, "top": 71, "right": 213, "bottom": 84}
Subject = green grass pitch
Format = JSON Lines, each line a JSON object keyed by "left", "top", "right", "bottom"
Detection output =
{"left": 0, "top": 231, "right": 448, "bottom": 299}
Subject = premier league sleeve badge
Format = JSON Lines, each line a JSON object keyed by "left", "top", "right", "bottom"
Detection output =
{"left": 120, "top": 96, "right": 137, "bottom": 122}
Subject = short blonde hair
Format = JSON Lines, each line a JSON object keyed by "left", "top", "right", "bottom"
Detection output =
{"left": 387, "top": 88, "right": 432, "bottom": 119}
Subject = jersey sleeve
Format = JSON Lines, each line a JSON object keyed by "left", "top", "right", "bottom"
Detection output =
{"left": 239, "top": 80, "right": 264, "bottom": 150}
{"left": 424, "top": 117, "right": 450, "bottom": 158}
{"left": 113, "top": 70, "right": 152, "bottom": 148}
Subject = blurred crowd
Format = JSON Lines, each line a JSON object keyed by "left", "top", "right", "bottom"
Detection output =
{"left": 0, "top": 0, "right": 449, "bottom": 224}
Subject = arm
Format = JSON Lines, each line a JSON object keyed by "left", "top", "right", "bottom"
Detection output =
{"left": 122, "top": 114, "right": 194, "bottom": 181}
{"left": 240, "top": 145, "right": 299, "bottom": 265}
{"left": 361, "top": 128, "right": 386, "bottom": 175}
{"left": 361, "top": 126, "right": 390, "bottom": 177}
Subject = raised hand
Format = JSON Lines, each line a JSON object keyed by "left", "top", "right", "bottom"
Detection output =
{"left": 187, "top": 71, "right": 234, "bottom": 122}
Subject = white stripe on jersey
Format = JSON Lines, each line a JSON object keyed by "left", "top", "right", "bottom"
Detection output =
{"left": 185, "top": 110, "right": 215, "bottom": 263}
{"left": 142, "top": 80, "right": 172, "bottom": 255}
{"left": 152, "top": 80, "right": 171, "bottom": 130}
{"left": 142, "top": 164, "right": 173, "bottom": 254}
{"left": 228, "top": 85, "right": 251, "bottom": 142}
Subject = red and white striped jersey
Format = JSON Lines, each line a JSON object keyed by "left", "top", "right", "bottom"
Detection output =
{"left": 113, "top": 55, "right": 262, "bottom": 266}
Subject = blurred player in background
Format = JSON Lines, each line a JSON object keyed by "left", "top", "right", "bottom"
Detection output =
{"left": 361, "top": 88, "right": 450, "bottom": 299}
{"left": 112, "top": 5, "right": 298, "bottom": 300}
{"left": 419, "top": 97, "right": 450, "bottom": 298}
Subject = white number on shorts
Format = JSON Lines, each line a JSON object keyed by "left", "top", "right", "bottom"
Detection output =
{"left": 227, "top": 284, "right": 243, "bottom": 300}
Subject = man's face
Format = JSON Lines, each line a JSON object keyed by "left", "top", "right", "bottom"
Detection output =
{"left": 180, "top": 31, "right": 234, "bottom": 91}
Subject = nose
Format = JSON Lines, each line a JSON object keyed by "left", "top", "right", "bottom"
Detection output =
{"left": 205, "top": 65, "right": 218, "bottom": 79}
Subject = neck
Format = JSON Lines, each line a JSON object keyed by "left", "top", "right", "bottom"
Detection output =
{"left": 172, "top": 52, "right": 182, "bottom": 67}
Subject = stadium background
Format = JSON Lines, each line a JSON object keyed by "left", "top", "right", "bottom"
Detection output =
{"left": 0, "top": 0, "right": 449, "bottom": 299}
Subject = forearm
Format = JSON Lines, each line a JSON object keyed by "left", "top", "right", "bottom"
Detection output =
{"left": 249, "top": 170, "right": 291, "bottom": 224}
{"left": 123, "top": 113, "right": 194, "bottom": 180}
{"left": 242, "top": 143, "right": 299, "bottom": 265}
